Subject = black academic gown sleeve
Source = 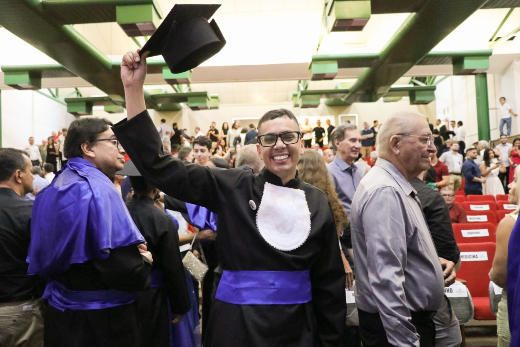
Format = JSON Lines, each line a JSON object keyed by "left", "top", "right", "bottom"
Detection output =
{"left": 114, "top": 113, "right": 246, "bottom": 213}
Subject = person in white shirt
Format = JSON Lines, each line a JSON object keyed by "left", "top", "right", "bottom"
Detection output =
{"left": 194, "top": 127, "right": 204, "bottom": 138}
{"left": 157, "top": 119, "right": 174, "bottom": 139}
{"left": 491, "top": 97, "right": 518, "bottom": 136}
{"left": 455, "top": 121, "right": 466, "bottom": 152}
{"left": 439, "top": 142, "right": 464, "bottom": 191}
{"left": 435, "top": 119, "right": 442, "bottom": 132}
{"left": 56, "top": 128, "right": 68, "bottom": 168}
{"left": 496, "top": 134, "right": 513, "bottom": 192}
{"left": 43, "top": 163, "right": 55, "bottom": 183}
{"left": 163, "top": 131, "right": 172, "bottom": 153}
{"left": 312, "top": 143, "right": 323, "bottom": 156}
{"left": 25, "top": 137, "right": 42, "bottom": 167}
{"left": 300, "top": 119, "right": 313, "bottom": 148}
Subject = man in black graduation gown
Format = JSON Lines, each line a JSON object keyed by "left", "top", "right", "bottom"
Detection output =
{"left": 123, "top": 170, "right": 191, "bottom": 346}
{"left": 114, "top": 50, "right": 346, "bottom": 347}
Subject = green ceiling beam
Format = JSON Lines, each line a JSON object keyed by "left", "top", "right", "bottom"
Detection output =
{"left": 104, "top": 105, "right": 125, "bottom": 113}
{"left": 490, "top": 23, "right": 520, "bottom": 48}
{"left": 489, "top": 8, "right": 514, "bottom": 42}
{"left": 453, "top": 56, "right": 490, "bottom": 75}
{"left": 67, "top": 101, "right": 93, "bottom": 116}
{"left": 299, "top": 94, "right": 321, "bottom": 108}
{"left": 64, "top": 96, "right": 123, "bottom": 106}
{"left": 4, "top": 71, "right": 41, "bottom": 90}
{"left": 116, "top": 4, "right": 162, "bottom": 37}
{"left": 292, "top": 92, "right": 300, "bottom": 107}
{"left": 209, "top": 95, "right": 220, "bottom": 109}
{"left": 40, "top": 0, "right": 163, "bottom": 25}
{"left": 0, "top": 0, "right": 125, "bottom": 98}
{"left": 163, "top": 68, "right": 192, "bottom": 85}
{"left": 327, "top": 0, "right": 371, "bottom": 32}
{"left": 383, "top": 96, "right": 402, "bottom": 103}
{"left": 343, "top": 0, "right": 488, "bottom": 103}
{"left": 188, "top": 95, "right": 210, "bottom": 110}
{"left": 309, "top": 61, "right": 338, "bottom": 81}
{"left": 409, "top": 89, "right": 435, "bottom": 105}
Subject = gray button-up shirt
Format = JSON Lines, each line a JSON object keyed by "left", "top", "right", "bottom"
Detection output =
{"left": 351, "top": 158, "right": 444, "bottom": 347}
{"left": 328, "top": 155, "right": 364, "bottom": 220}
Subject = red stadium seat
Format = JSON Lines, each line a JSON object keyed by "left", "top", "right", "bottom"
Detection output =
{"left": 497, "top": 201, "right": 517, "bottom": 211}
{"left": 466, "top": 195, "right": 496, "bottom": 202}
{"left": 457, "top": 243, "right": 496, "bottom": 320}
{"left": 451, "top": 222, "right": 496, "bottom": 244}
{"left": 461, "top": 201, "right": 497, "bottom": 213}
{"left": 496, "top": 210, "right": 512, "bottom": 223}
{"left": 496, "top": 194, "right": 509, "bottom": 201}
{"left": 455, "top": 191, "right": 465, "bottom": 196}
{"left": 466, "top": 211, "right": 498, "bottom": 225}
{"left": 454, "top": 196, "right": 466, "bottom": 204}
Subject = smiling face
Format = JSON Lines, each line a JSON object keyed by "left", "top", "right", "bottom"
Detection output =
{"left": 194, "top": 144, "right": 211, "bottom": 165}
{"left": 88, "top": 128, "right": 125, "bottom": 177}
{"left": 256, "top": 117, "right": 304, "bottom": 184}
{"left": 335, "top": 129, "right": 361, "bottom": 164}
{"left": 397, "top": 120, "right": 436, "bottom": 177}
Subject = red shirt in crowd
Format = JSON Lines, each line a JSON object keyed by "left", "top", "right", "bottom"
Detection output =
{"left": 449, "top": 203, "right": 467, "bottom": 223}
{"left": 433, "top": 160, "right": 449, "bottom": 188}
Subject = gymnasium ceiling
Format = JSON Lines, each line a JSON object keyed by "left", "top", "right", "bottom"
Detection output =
{"left": 1, "top": 0, "right": 520, "bottom": 107}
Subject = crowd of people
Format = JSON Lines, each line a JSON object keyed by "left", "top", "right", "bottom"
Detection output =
{"left": 1, "top": 47, "right": 520, "bottom": 347}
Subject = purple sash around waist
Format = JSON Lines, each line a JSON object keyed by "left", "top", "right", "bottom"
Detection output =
{"left": 215, "top": 270, "right": 312, "bottom": 305}
{"left": 43, "top": 281, "right": 136, "bottom": 312}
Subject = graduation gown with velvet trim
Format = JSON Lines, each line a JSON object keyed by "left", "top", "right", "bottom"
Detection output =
{"left": 113, "top": 111, "right": 346, "bottom": 347}
{"left": 126, "top": 197, "right": 191, "bottom": 347}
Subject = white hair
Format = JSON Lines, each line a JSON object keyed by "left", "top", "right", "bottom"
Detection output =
{"left": 478, "top": 140, "right": 489, "bottom": 149}
{"left": 376, "top": 112, "right": 427, "bottom": 156}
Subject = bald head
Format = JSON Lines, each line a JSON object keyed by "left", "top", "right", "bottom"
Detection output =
{"left": 377, "top": 112, "right": 435, "bottom": 180}
{"left": 377, "top": 112, "right": 428, "bottom": 157}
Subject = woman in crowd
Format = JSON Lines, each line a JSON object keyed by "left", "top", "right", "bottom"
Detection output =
{"left": 220, "top": 122, "right": 229, "bottom": 145}
{"left": 212, "top": 146, "right": 225, "bottom": 159}
{"left": 480, "top": 148, "right": 506, "bottom": 196}
{"left": 227, "top": 121, "right": 241, "bottom": 149}
{"left": 45, "top": 136, "right": 59, "bottom": 173}
{"left": 178, "top": 147, "right": 194, "bottom": 163}
{"left": 490, "top": 166, "right": 520, "bottom": 347}
{"left": 218, "top": 139, "right": 228, "bottom": 154}
{"left": 432, "top": 129, "right": 444, "bottom": 149}
{"left": 297, "top": 150, "right": 354, "bottom": 289}
{"left": 509, "top": 137, "right": 520, "bottom": 183}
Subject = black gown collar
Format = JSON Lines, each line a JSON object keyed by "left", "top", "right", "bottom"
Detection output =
{"left": 259, "top": 168, "right": 300, "bottom": 189}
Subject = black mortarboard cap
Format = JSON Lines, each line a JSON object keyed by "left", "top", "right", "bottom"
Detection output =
{"left": 140, "top": 4, "right": 226, "bottom": 74}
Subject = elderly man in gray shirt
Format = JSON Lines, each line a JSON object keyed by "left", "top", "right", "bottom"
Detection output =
{"left": 351, "top": 112, "right": 445, "bottom": 347}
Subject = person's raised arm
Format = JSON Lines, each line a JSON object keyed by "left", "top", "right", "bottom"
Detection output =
{"left": 121, "top": 50, "right": 149, "bottom": 120}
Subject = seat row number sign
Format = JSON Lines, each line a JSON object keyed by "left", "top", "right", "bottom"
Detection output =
{"left": 470, "top": 205, "right": 490, "bottom": 211}
{"left": 467, "top": 215, "right": 488, "bottom": 222}
{"left": 460, "top": 251, "right": 488, "bottom": 261}
{"left": 461, "top": 229, "right": 489, "bottom": 237}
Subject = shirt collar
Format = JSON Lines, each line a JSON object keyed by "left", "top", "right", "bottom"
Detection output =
{"left": 333, "top": 155, "right": 356, "bottom": 172}
{"left": 68, "top": 157, "right": 96, "bottom": 168}
{"left": 0, "top": 187, "right": 22, "bottom": 198}
{"left": 375, "top": 158, "right": 415, "bottom": 197}
{"left": 259, "top": 167, "right": 300, "bottom": 188}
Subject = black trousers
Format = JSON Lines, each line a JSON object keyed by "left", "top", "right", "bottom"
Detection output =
{"left": 304, "top": 139, "right": 312, "bottom": 148}
{"left": 358, "top": 309, "right": 436, "bottom": 347}
{"left": 465, "top": 189, "right": 483, "bottom": 196}
{"left": 31, "top": 160, "right": 40, "bottom": 167}
{"left": 499, "top": 166, "right": 510, "bottom": 193}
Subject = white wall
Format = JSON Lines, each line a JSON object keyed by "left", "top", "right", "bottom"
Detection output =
{"left": 1, "top": 90, "right": 75, "bottom": 149}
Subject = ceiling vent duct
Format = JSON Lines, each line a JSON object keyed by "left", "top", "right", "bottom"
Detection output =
{"left": 309, "top": 61, "right": 338, "bottom": 81}
{"left": 117, "top": 4, "right": 162, "bottom": 37}
{"left": 328, "top": 0, "right": 371, "bottom": 32}
{"left": 4, "top": 71, "right": 41, "bottom": 90}
{"left": 163, "top": 68, "right": 192, "bottom": 84}
{"left": 453, "top": 56, "right": 489, "bottom": 75}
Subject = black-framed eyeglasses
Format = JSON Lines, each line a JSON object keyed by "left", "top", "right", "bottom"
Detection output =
{"left": 92, "top": 138, "right": 124, "bottom": 151}
{"left": 397, "top": 133, "right": 433, "bottom": 146}
{"left": 257, "top": 131, "right": 302, "bottom": 147}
